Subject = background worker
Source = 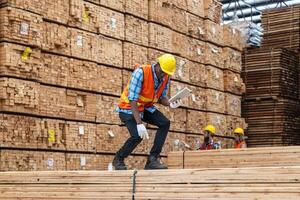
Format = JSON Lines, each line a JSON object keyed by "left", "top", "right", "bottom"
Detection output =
{"left": 198, "top": 125, "right": 220, "bottom": 150}
{"left": 113, "top": 54, "right": 181, "bottom": 170}
{"left": 233, "top": 127, "right": 247, "bottom": 148}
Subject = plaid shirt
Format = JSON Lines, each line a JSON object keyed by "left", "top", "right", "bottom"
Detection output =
{"left": 117, "top": 64, "right": 170, "bottom": 115}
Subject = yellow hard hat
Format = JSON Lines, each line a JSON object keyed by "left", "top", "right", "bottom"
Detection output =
{"left": 204, "top": 125, "right": 216, "bottom": 135}
{"left": 234, "top": 127, "right": 244, "bottom": 135}
{"left": 157, "top": 54, "right": 176, "bottom": 76}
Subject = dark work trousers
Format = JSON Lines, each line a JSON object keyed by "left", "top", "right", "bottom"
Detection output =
{"left": 116, "top": 109, "right": 170, "bottom": 159}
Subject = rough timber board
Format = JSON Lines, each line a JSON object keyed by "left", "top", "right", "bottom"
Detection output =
{"left": 0, "top": 166, "right": 300, "bottom": 199}
{"left": 168, "top": 146, "right": 300, "bottom": 169}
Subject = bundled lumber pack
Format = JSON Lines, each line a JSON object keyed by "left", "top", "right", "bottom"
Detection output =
{"left": 1, "top": 166, "right": 300, "bottom": 199}
{"left": 242, "top": 5, "right": 300, "bottom": 147}
{"left": 168, "top": 146, "right": 300, "bottom": 169}
{"left": 261, "top": 5, "right": 300, "bottom": 51}
{"left": 0, "top": 0, "right": 246, "bottom": 171}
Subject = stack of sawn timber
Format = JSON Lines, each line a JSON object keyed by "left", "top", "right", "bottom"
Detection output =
{"left": 242, "top": 5, "right": 300, "bottom": 147}
{"left": 0, "top": 0, "right": 246, "bottom": 171}
{"left": 167, "top": 146, "right": 300, "bottom": 169}
{"left": 0, "top": 166, "right": 300, "bottom": 199}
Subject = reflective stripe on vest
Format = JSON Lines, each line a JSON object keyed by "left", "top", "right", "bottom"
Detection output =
{"left": 118, "top": 65, "right": 169, "bottom": 111}
{"left": 234, "top": 141, "right": 246, "bottom": 149}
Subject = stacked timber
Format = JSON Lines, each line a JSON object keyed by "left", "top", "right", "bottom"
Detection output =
{"left": 0, "top": 166, "right": 300, "bottom": 199}
{"left": 242, "top": 5, "right": 300, "bottom": 147}
{"left": 0, "top": 0, "right": 246, "bottom": 171}
{"left": 261, "top": 5, "right": 300, "bottom": 51}
{"left": 167, "top": 146, "right": 300, "bottom": 169}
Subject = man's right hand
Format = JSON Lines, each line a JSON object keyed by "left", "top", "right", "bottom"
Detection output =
{"left": 137, "top": 124, "right": 149, "bottom": 140}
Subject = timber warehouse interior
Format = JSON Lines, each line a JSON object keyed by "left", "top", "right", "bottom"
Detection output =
{"left": 0, "top": 0, "right": 300, "bottom": 199}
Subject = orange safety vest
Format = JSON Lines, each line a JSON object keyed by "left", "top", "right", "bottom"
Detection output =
{"left": 234, "top": 141, "right": 246, "bottom": 149}
{"left": 118, "top": 65, "right": 169, "bottom": 112}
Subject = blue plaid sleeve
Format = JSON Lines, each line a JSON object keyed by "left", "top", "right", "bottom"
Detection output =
{"left": 160, "top": 77, "right": 170, "bottom": 100}
{"left": 128, "top": 68, "right": 144, "bottom": 101}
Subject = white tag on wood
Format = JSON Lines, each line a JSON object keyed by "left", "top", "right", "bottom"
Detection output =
{"left": 111, "top": 18, "right": 117, "bottom": 29}
{"left": 76, "top": 35, "right": 83, "bottom": 46}
{"left": 79, "top": 125, "right": 84, "bottom": 135}
{"left": 47, "top": 158, "right": 54, "bottom": 168}
{"left": 108, "top": 130, "right": 115, "bottom": 138}
{"left": 80, "top": 156, "right": 86, "bottom": 166}
{"left": 20, "top": 23, "right": 29, "bottom": 35}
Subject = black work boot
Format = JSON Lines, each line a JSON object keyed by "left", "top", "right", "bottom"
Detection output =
{"left": 112, "top": 156, "right": 127, "bottom": 170}
{"left": 144, "top": 156, "right": 168, "bottom": 170}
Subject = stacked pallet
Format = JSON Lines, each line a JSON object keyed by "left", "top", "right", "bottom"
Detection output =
{"left": 242, "top": 5, "right": 300, "bottom": 147}
{"left": 0, "top": 0, "right": 246, "bottom": 171}
{"left": 0, "top": 166, "right": 300, "bottom": 199}
{"left": 167, "top": 146, "right": 300, "bottom": 169}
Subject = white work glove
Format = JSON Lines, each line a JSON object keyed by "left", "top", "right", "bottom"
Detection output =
{"left": 137, "top": 124, "right": 149, "bottom": 140}
{"left": 170, "top": 99, "right": 182, "bottom": 109}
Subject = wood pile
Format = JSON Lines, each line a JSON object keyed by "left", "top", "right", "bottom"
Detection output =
{"left": 243, "top": 48, "right": 299, "bottom": 100}
{"left": 242, "top": 5, "right": 300, "bottom": 147}
{"left": 168, "top": 146, "right": 300, "bottom": 169}
{"left": 0, "top": 0, "right": 246, "bottom": 171}
{"left": 242, "top": 98, "right": 300, "bottom": 146}
{"left": 261, "top": 5, "right": 300, "bottom": 51}
{"left": 0, "top": 166, "right": 300, "bottom": 199}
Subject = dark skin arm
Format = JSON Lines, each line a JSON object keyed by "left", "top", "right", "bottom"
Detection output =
{"left": 130, "top": 100, "right": 142, "bottom": 124}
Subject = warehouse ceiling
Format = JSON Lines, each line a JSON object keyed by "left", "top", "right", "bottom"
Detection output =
{"left": 221, "top": 0, "right": 300, "bottom": 24}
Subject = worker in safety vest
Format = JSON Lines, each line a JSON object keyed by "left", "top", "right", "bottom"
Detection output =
{"left": 199, "top": 125, "right": 220, "bottom": 150}
{"left": 113, "top": 54, "right": 180, "bottom": 170}
{"left": 233, "top": 127, "right": 247, "bottom": 148}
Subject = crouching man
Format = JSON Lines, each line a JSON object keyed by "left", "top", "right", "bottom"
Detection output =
{"left": 113, "top": 54, "right": 180, "bottom": 170}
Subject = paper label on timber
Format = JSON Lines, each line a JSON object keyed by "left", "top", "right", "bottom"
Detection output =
{"left": 108, "top": 162, "right": 113, "bottom": 171}
{"left": 77, "top": 35, "right": 83, "bottom": 46}
{"left": 234, "top": 76, "right": 238, "bottom": 82}
{"left": 83, "top": 9, "right": 89, "bottom": 23}
{"left": 215, "top": 71, "right": 220, "bottom": 79}
{"left": 48, "top": 129, "right": 56, "bottom": 142}
{"left": 21, "top": 47, "right": 31, "bottom": 62}
{"left": 191, "top": 94, "right": 196, "bottom": 102}
{"left": 76, "top": 96, "right": 84, "bottom": 107}
{"left": 80, "top": 156, "right": 86, "bottom": 166}
{"left": 232, "top": 98, "right": 239, "bottom": 106}
{"left": 111, "top": 18, "right": 117, "bottom": 29}
{"left": 211, "top": 48, "right": 218, "bottom": 54}
{"left": 197, "top": 48, "right": 203, "bottom": 55}
{"left": 108, "top": 130, "right": 115, "bottom": 138}
{"left": 20, "top": 23, "right": 29, "bottom": 35}
{"left": 79, "top": 125, "right": 85, "bottom": 135}
{"left": 47, "top": 158, "right": 54, "bottom": 168}
{"left": 178, "top": 60, "right": 186, "bottom": 68}
{"left": 212, "top": 26, "right": 216, "bottom": 35}
{"left": 198, "top": 27, "right": 204, "bottom": 35}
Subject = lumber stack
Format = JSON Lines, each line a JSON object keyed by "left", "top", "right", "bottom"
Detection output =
{"left": 167, "top": 146, "right": 300, "bottom": 169}
{"left": 0, "top": 0, "right": 246, "bottom": 171}
{"left": 242, "top": 5, "right": 300, "bottom": 147}
{"left": 0, "top": 166, "right": 300, "bottom": 199}
{"left": 261, "top": 5, "right": 300, "bottom": 51}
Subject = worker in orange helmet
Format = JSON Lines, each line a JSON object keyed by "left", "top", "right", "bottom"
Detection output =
{"left": 233, "top": 127, "right": 247, "bottom": 149}
{"left": 198, "top": 125, "right": 220, "bottom": 150}
{"left": 113, "top": 54, "right": 180, "bottom": 170}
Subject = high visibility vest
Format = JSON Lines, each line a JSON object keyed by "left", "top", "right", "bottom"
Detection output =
{"left": 234, "top": 141, "right": 246, "bottom": 149}
{"left": 118, "top": 65, "right": 169, "bottom": 112}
